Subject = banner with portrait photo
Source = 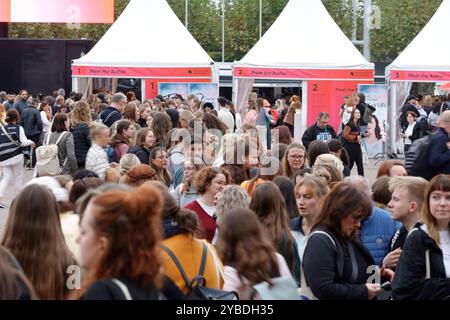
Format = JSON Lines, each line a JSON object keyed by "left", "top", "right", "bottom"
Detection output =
{"left": 358, "top": 84, "right": 389, "bottom": 158}
{"left": 158, "top": 83, "right": 219, "bottom": 108}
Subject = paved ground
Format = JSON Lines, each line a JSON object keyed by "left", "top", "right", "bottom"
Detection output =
{"left": 0, "top": 160, "right": 381, "bottom": 239}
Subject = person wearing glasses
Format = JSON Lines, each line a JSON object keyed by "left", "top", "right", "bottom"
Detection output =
{"left": 302, "top": 183, "right": 390, "bottom": 300}
{"left": 282, "top": 143, "right": 307, "bottom": 180}
{"left": 302, "top": 112, "right": 337, "bottom": 151}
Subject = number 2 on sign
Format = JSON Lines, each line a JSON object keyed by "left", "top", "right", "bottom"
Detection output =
{"left": 313, "top": 84, "right": 318, "bottom": 92}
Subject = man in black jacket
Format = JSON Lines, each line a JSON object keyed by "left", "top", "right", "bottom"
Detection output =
{"left": 13, "top": 90, "right": 31, "bottom": 116}
{"left": 301, "top": 112, "right": 337, "bottom": 150}
{"left": 99, "top": 93, "right": 126, "bottom": 127}
{"left": 384, "top": 176, "right": 427, "bottom": 270}
{"left": 20, "top": 102, "right": 43, "bottom": 168}
{"left": 428, "top": 110, "right": 450, "bottom": 177}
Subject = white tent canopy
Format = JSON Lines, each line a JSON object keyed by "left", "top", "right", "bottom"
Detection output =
{"left": 236, "top": 0, "right": 372, "bottom": 71}
{"left": 233, "top": 0, "right": 373, "bottom": 141}
{"left": 72, "top": 0, "right": 215, "bottom": 96}
{"left": 387, "top": 0, "right": 450, "bottom": 78}
{"left": 386, "top": 0, "right": 450, "bottom": 153}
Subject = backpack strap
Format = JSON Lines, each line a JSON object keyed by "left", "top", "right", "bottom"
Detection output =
{"left": 111, "top": 279, "right": 133, "bottom": 300}
{"left": 161, "top": 245, "right": 192, "bottom": 289}
{"left": 54, "top": 131, "right": 69, "bottom": 145}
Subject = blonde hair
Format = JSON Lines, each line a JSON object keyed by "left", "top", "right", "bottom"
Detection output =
{"left": 388, "top": 176, "right": 428, "bottom": 208}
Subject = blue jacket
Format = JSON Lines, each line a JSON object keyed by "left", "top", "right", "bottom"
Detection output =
{"left": 360, "top": 204, "right": 402, "bottom": 266}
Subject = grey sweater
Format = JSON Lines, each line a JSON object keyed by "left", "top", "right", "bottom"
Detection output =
{"left": 44, "top": 131, "right": 78, "bottom": 175}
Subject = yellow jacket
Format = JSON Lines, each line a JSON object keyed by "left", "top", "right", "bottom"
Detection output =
{"left": 162, "top": 234, "right": 224, "bottom": 295}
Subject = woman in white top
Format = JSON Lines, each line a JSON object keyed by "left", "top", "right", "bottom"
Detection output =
{"left": 400, "top": 111, "right": 421, "bottom": 153}
{"left": 217, "top": 208, "right": 295, "bottom": 300}
{"left": 39, "top": 102, "right": 52, "bottom": 135}
{"left": 0, "top": 109, "right": 34, "bottom": 208}
{"left": 85, "top": 124, "right": 113, "bottom": 180}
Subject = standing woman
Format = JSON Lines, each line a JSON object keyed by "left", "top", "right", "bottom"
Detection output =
{"left": 39, "top": 102, "right": 52, "bottom": 138}
{"left": 110, "top": 120, "right": 135, "bottom": 163}
{"left": 75, "top": 184, "right": 164, "bottom": 299}
{"left": 392, "top": 174, "right": 450, "bottom": 300}
{"left": 1, "top": 184, "right": 75, "bottom": 299}
{"left": 291, "top": 176, "right": 330, "bottom": 257}
{"left": 243, "top": 100, "right": 259, "bottom": 127}
{"left": 0, "top": 109, "right": 34, "bottom": 207}
{"left": 302, "top": 183, "right": 383, "bottom": 300}
{"left": 400, "top": 111, "right": 421, "bottom": 153}
{"left": 343, "top": 108, "right": 364, "bottom": 176}
{"left": 217, "top": 208, "right": 294, "bottom": 300}
{"left": 43, "top": 113, "right": 78, "bottom": 175}
{"left": 250, "top": 182, "right": 301, "bottom": 286}
{"left": 185, "top": 167, "right": 231, "bottom": 243}
{"left": 149, "top": 147, "right": 172, "bottom": 187}
{"left": 282, "top": 143, "right": 307, "bottom": 180}
{"left": 127, "top": 128, "right": 155, "bottom": 164}
{"left": 283, "top": 102, "right": 301, "bottom": 137}
{"left": 71, "top": 101, "right": 92, "bottom": 169}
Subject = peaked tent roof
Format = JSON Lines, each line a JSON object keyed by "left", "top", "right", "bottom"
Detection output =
{"left": 72, "top": 0, "right": 213, "bottom": 69}
{"left": 234, "top": 0, "right": 373, "bottom": 72}
{"left": 387, "top": 0, "right": 450, "bottom": 81}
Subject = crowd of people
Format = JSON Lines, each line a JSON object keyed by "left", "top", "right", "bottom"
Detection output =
{"left": 0, "top": 87, "right": 449, "bottom": 300}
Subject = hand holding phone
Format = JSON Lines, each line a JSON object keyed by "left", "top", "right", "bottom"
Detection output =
{"left": 380, "top": 281, "right": 392, "bottom": 291}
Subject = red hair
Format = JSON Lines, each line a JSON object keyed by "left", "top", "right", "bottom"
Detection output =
{"left": 89, "top": 184, "right": 163, "bottom": 287}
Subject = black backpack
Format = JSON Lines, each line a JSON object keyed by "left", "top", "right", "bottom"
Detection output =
{"left": 405, "top": 135, "right": 433, "bottom": 180}
{"left": 162, "top": 242, "right": 238, "bottom": 300}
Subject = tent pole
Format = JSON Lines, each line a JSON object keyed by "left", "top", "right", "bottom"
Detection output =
{"left": 390, "top": 82, "right": 397, "bottom": 154}
{"left": 141, "top": 79, "right": 146, "bottom": 102}
{"left": 363, "top": 0, "right": 371, "bottom": 61}
{"left": 300, "top": 81, "right": 308, "bottom": 139}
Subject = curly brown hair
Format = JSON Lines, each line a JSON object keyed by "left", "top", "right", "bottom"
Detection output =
{"left": 193, "top": 167, "right": 231, "bottom": 195}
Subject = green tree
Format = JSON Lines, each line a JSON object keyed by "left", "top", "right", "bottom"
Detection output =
{"left": 7, "top": 0, "right": 445, "bottom": 63}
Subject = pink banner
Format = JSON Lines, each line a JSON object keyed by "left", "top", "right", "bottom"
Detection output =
{"left": 307, "top": 80, "right": 372, "bottom": 131}
{"left": 234, "top": 67, "right": 373, "bottom": 80}
{"left": 390, "top": 70, "right": 450, "bottom": 82}
{"left": 1, "top": 0, "right": 113, "bottom": 23}
{"left": 72, "top": 66, "right": 212, "bottom": 79}
{"left": 0, "top": 0, "right": 11, "bottom": 22}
